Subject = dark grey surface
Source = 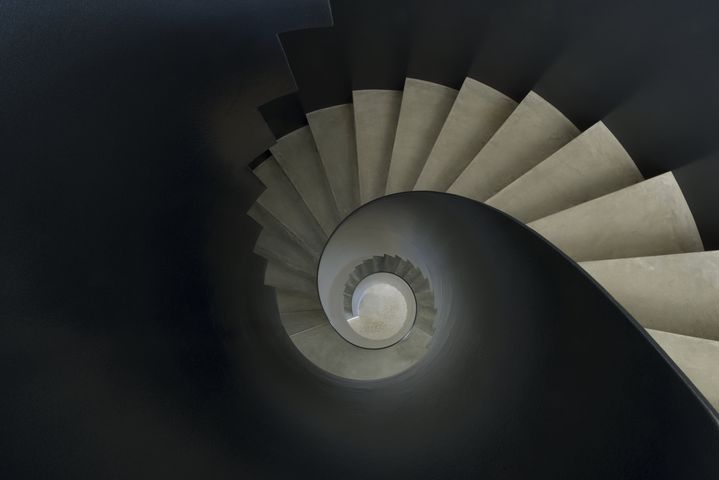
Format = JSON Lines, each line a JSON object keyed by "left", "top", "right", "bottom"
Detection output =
{"left": 3, "top": 0, "right": 719, "bottom": 477}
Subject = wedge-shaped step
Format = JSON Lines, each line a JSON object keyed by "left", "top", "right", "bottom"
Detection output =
{"left": 529, "top": 172, "right": 704, "bottom": 262}
{"left": 416, "top": 308, "right": 437, "bottom": 335}
{"left": 307, "top": 104, "right": 360, "bottom": 217}
{"left": 252, "top": 157, "right": 327, "bottom": 255}
{"left": 415, "top": 78, "right": 517, "bottom": 191}
{"left": 281, "top": 310, "right": 328, "bottom": 336}
{"left": 270, "top": 127, "right": 340, "bottom": 234}
{"left": 581, "top": 252, "right": 719, "bottom": 340}
{"left": 386, "top": 78, "right": 458, "bottom": 194}
{"left": 254, "top": 227, "right": 318, "bottom": 279}
{"left": 276, "top": 289, "right": 321, "bottom": 313}
{"left": 354, "top": 90, "right": 403, "bottom": 203}
{"left": 648, "top": 329, "right": 719, "bottom": 410}
{"left": 290, "top": 324, "right": 431, "bottom": 380}
{"left": 449, "top": 91, "right": 579, "bottom": 201}
{"left": 486, "top": 122, "right": 643, "bottom": 223}
{"left": 265, "top": 262, "right": 316, "bottom": 297}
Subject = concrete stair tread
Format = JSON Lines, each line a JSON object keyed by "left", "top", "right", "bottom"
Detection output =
{"left": 251, "top": 157, "right": 327, "bottom": 255}
{"left": 276, "top": 289, "right": 322, "bottom": 314}
{"left": 486, "top": 121, "right": 644, "bottom": 223}
{"left": 281, "top": 310, "right": 328, "bottom": 336}
{"left": 415, "top": 77, "right": 517, "bottom": 192}
{"left": 648, "top": 329, "right": 719, "bottom": 410}
{"left": 581, "top": 251, "right": 719, "bottom": 341}
{"left": 449, "top": 90, "right": 580, "bottom": 201}
{"left": 307, "top": 104, "right": 360, "bottom": 216}
{"left": 290, "top": 323, "right": 431, "bottom": 380}
{"left": 386, "top": 78, "right": 458, "bottom": 194}
{"left": 354, "top": 90, "right": 403, "bottom": 204}
{"left": 254, "top": 228, "right": 317, "bottom": 279}
{"left": 265, "top": 261, "right": 316, "bottom": 297}
{"left": 270, "top": 127, "right": 341, "bottom": 234}
{"left": 528, "top": 172, "right": 704, "bottom": 262}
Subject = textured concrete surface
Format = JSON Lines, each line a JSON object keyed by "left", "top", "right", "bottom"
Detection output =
{"left": 290, "top": 324, "right": 431, "bottom": 380}
{"left": 386, "top": 78, "right": 458, "bottom": 194}
{"left": 528, "top": 172, "right": 704, "bottom": 262}
{"left": 281, "top": 310, "right": 328, "bottom": 336}
{"left": 270, "top": 127, "right": 340, "bottom": 234}
{"left": 581, "top": 252, "right": 719, "bottom": 340}
{"left": 415, "top": 77, "right": 517, "bottom": 191}
{"left": 251, "top": 158, "right": 327, "bottom": 255}
{"left": 276, "top": 289, "right": 321, "bottom": 313}
{"left": 449, "top": 91, "right": 579, "bottom": 201}
{"left": 487, "top": 122, "right": 643, "bottom": 223}
{"left": 648, "top": 329, "right": 719, "bottom": 410}
{"left": 353, "top": 90, "right": 402, "bottom": 203}
{"left": 307, "top": 104, "right": 360, "bottom": 217}
{"left": 264, "top": 261, "right": 316, "bottom": 296}
{"left": 254, "top": 227, "right": 317, "bottom": 279}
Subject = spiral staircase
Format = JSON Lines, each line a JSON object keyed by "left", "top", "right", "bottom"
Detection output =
{"left": 4, "top": 0, "right": 719, "bottom": 478}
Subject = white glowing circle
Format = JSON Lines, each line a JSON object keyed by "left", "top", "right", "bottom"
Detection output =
{"left": 347, "top": 273, "right": 416, "bottom": 343}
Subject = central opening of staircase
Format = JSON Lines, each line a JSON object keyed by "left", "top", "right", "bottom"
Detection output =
{"left": 348, "top": 272, "right": 416, "bottom": 343}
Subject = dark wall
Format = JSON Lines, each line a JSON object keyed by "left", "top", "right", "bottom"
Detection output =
{"left": 0, "top": 0, "right": 331, "bottom": 477}
{"left": 2, "top": 0, "right": 719, "bottom": 477}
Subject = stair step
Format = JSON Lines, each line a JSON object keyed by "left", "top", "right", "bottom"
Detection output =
{"left": 395, "top": 260, "right": 413, "bottom": 278}
{"left": 528, "top": 172, "right": 704, "bottom": 262}
{"left": 251, "top": 159, "right": 327, "bottom": 255}
{"left": 486, "top": 122, "right": 643, "bottom": 223}
{"left": 386, "top": 78, "right": 458, "bottom": 194}
{"left": 353, "top": 90, "right": 403, "bottom": 204}
{"left": 416, "top": 307, "right": 437, "bottom": 334}
{"left": 371, "top": 256, "right": 382, "bottom": 273}
{"left": 290, "top": 324, "right": 431, "bottom": 380}
{"left": 281, "top": 310, "right": 328, "bottom": 336}
{"left": 254, "top": 228, "right": 317, "bottom": 279}
{"left": 307, "top": 104, "right": 360, "bottom": 217}
{"left": 404, "top": 267, "right": 423, "bottom": 286}
{"left": 449, "top": 91, "right": 580, "bottom": 201}
{"left": 581, "top": 252, "right": 719, "bottom": 340}
{"left": 415, "top": 77, "right": 517, "bottom": 191}
{"left": 384, "top": 255, "right": 401, "bottom": 273}
{"left": 276, "top": 289, "right": 321, "bottom": 313}
{"left": 265, "top": 262, "right": 316, "bottom": 297}
{"left": 270, "top": 127, "right": 341, "bottom": 234}
{"left": 648, "top": 329, "right": 719, "bottom": 410}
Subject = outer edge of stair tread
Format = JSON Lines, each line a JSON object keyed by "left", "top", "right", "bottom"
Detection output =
{"left": 265, "top": 261, "right": 316, "bottom": 296}
{"left": 276, "top": 289, "right": 322, "bottom": 314}
{"left": 386, "top": 78, "right": 459, "bottom": 194}
{"left": 282, "top": 310, "right": 328, "bottom": 336}
{"left": 251, "top": 157, "right": 328, "bottom": 254}
{"left": 415, "top": 77, "right": 518, "bottom": 191}
{"left": 448, "top": 90, "right": 580, "bottom": 202}
{"left": 270, "top": 127, "right": 341, "bottom": 235}
{"left": 247, "top": 203, "right": 323, "bottom": 259}
{"left": 528, "top": 172, "right": 705, "bottom": 262}
{"left": 306, "top": 104, "right": 360, "bottom": 217}
{"left": 486, "top": 121, "right": 645, "bottom": 223}
{"left": 254, "top": 228, "right": 317, "bottom": 278}
{"left": 580, "top": 251, "right": 719, "bottom": 340}
{"left": 353, "top": 89, "right": 403, "bottom": 204}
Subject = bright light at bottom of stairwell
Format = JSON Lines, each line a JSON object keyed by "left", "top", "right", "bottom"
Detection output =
{"left": 348, "top": 272, "right": 416, "bottom": 342}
